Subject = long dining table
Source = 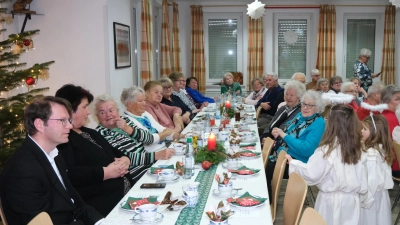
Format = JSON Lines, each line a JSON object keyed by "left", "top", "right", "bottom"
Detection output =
{"left": 102, "top": 103, "right": 273, "bottom": 225}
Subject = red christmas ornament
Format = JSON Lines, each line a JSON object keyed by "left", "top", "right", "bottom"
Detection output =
{"left": 23, "top": 39, "right": 31, "bottom": 46}
{"left": 25, "top": 77, "right": 35, "bottom": 85}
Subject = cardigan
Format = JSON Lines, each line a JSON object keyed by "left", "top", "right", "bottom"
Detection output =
{"left": 145, "top": 101, "right": 182, "bottom": 129}
{"left": 185, "top": 87, "right": 215, "bottom": 103}
{"left": 161, "top": 95, "right": 193, "bottom": 118}
{"left": 244, "top": 87, "right": 268, "bottom": 105}
{"left": 256, "top": 85, "right": 284, "bottom": 117}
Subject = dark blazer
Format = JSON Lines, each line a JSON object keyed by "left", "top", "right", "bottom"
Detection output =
{"left": 0, "top": 137, "right": 103, "bottom": 225}
{"left": 255, "top": 85, "right": 285, "bottom": 117}
{"left": 57, "top": 127, "right": 130, "bottom": 216}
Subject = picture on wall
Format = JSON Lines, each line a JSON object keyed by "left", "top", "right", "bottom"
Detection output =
{"left": 113, "top": 22, "right": 131, "bottom": 68}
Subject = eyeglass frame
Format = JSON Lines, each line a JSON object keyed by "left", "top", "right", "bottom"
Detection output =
{"left": 48, "top": 118, "right": 74, "bottom": 127}
{"left": 300, "top": 102, "right": 316, "bottom": 109}
{"left": 332, "top": 82, "right": 342, "bottom": 86}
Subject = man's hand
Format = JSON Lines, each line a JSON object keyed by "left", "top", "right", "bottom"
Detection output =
{"left": 261, "top": 102, "right": 271, "bottom": 111}
{"left": 155, "top": 148, "right": 176, "bottom": 160}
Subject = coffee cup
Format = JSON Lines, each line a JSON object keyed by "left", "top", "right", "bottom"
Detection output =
{"left": 241, "top": 132, "right": 253, "bottom": 140}
{"left": 239, "top": 123, "right": 249, "bottom": 130}
{"left": 134, "top": 204, "right": 158, "bottom": 222}
{"left": 230, "top": 144, "right": 240, "bottom": 151}
{"left": 182, "top": 191, "right": 199, "bottom": 207}
{"left": 158, "top": 168, "right": 175, "bottom": 180}
{"left": 226, "top": 158, "right": 239, "bottom": 168}
{"left": 184, "top": 182, "right": 200, "bottom": 192}
{"left": 218, "top": 181, "right": 233, "bottom": 194}
{"left": 174, "top": 143, "right": 184, "bottom": 153}
{"left": 245, "top": 115, "right": 253, "bottom": 123}
{"left": 218, "top": 131, "right": 229, "bottom": 141}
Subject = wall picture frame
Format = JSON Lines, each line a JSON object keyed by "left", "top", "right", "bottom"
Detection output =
{"left": 113, "top": 22, "right": 131, "bottom": 68}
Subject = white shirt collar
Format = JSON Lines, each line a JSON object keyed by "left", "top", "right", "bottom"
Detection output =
{"left": 28, "top": 135, "right": 59, "bottom": 163}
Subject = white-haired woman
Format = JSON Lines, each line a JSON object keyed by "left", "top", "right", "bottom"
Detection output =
{"left": 316, "top": 78, "right": 329, "bottom": 93}
{"left": 266, "top": 90, "right": 326, "bottom": 199}
{"left": 120, "top": 86, "right": 184, "bottom": 152}
{"left": 353, "top": 48, "right": 380, "bottom": 92}
{"left": 221, "top": 72, "right": 242, "bottom": 95}
{"left": 243, "top": 77, "right": 267, "bottom": 105}
{"left": 341, "top": 82, "right": 360, "bottom": 111}
{"left": 93, "top": 94, "right": 176, "bottom": 183}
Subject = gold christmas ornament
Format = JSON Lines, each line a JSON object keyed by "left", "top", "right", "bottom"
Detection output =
{"left": 39, "top": 69, "right": 49, "bottom": 80}
{"left": 11, "top": 44, "right": 23, "bottom": 54}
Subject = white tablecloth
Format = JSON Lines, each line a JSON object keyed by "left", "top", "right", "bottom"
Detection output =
{"left": 102, "top": 104, "right": 273, "bottom": 225}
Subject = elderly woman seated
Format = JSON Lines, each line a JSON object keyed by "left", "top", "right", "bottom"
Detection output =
{"left": 243, "top": 77, "right": 267, "bottom": 105}
{"left": 341, "top": 82, "right": 360, "bottom": 111}
{"left": 265, "top": 90, "right": 326, "bottom": 200}
{"left": 159, "top": 77, "right": 193, "bottom": 123}
{"left": 186, "top": 76, "right": 215, "bottom": 104}
{"left": 221, "top": 72, "right": 242, "bottom": 95}
{"left": 144, "top": 81, "right": 184, "bottom": 131}
{"left": 121, "top": 85, "right": 184, "bottom": 152}
{"left": 316, "top": 78, "right": 329, "bottom": 93}
{"left": 260, "top": 80, "right": 305, "bottom": 141}
{"left": 169, "top": 72, "right": 205, "bottom": 111}
{"left": 93, "top": 94, "right": 176, "bottom": 183}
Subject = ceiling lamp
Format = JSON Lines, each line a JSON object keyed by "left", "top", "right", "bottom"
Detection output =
{"left": 390, "top": 0, "right": 400, "bottom": 8}
{"left": 247, "top": 0, "right": 266, "bottom": 20}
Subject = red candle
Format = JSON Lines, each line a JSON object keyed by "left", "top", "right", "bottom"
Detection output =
{"left": 226, "top": 101, "right": 231, "bottom": 109}
{"left": 208, "top": 133, "right": 217, "bottom": 151}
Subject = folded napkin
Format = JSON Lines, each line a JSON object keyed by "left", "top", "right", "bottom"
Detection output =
{"left": 239, "top": 143, "right": 256, "bottom": 147}
{"left": 150, "top": 164, "right": 174, "bottom": 174}
{"left": 228, "top": 192, "right": 267, "bottom": 207}
{"left": 122, "top": 197, "right": 159, "bottom": 210}
{"left": 229, "top": 165, "right": 260, "bottom": 175}
{"left": 239, "top": 150, "right": 261, "bottom": 157}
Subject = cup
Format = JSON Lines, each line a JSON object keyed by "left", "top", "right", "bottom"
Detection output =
{"left": 218, "top": 131, "right": 229, "bottom": 141}
{"left": 182, "top": 191, "right": 199, "bottom": 207}
{"left": 239, "top": 123, "right": 249, "bottom": 130}
{"left": 230, "top": 144, "right": 240, "bottom": 151}
{"left": 211, "top": 126, "right": 219, "bottom": 134}
{"left": 184, "top": 182, "right": 200, "bottom": 192}
{"left": 241, "top": 132, "right": 254, "bottom": 140}
{"left": 210, "top": 114, "right": 216, "bottom": 127}
{"left": 134, "top": 204, "right": 158, "bottom": 222}
{"left": 174, "top": 143, "right": 184, "bottom": 153}
{"left": 226, "top": 158, "right": 239, "bottom": 168}
{"left": 158, "top": 168, "right": 175, "bottom": 181}
{"left": 218, "top": 181, "right": 233, "bottom": 194}
{"left": 245, "top": 115, "right": 253, "bottom": 123}
{"left": 210, "top": 219, "right": 230, "bottom": 225}
{"left": 192, "top": 127, "right": 202, "bottom": 148}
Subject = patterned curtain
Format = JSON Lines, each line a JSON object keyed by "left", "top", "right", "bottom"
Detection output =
{"left": 381, "top": 5, "right": 396, "bottom": 85}
{"left": 141, "top": 0, "right": 154, "bottom": 84}
{"left": 172, "top": 3, "right": 181, "bottom": 72}
{"left": 160, "top": 0, "right": 172, "bottom": 77}
{"left": 316, "top": 5, "right": 336, "bottom": 80}
{"left": 190, "top": 5, "right": 206, "bottom": 92}
{"left": 247, "top": 17, "right": 264, "bottom": 90}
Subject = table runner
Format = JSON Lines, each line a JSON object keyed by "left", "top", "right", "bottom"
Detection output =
{"left": 174, "top": 165, "right": 218, "bottom": 225}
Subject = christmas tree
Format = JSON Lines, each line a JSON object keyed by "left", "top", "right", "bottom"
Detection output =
{"left": 0, "top": 8, "right": 54, "bottom": 167}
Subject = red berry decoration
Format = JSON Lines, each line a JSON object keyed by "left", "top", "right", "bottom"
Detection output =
{"left": 23, "top": 39, "right": 31, "bottom": 46}
{"left": 25, "top": 77, "right": 35, "bottom": 85}
{"left": 202, "top": 161, "right": 211, "bottom": 170}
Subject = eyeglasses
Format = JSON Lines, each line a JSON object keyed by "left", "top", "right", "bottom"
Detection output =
{"left": 48, "top": 118, "right": 74, "bottom": 127}
{"left": 301, "top": 102, "right": 316, "bottom": 109}
{"left": 176, "top": 79, "right": 185, "bottom": 82}
{"left": 163, "top": 86, "right": 172, "bottom": 90}
{"left": 98, "top": 108, "right": 116, "bottom": 116}
{"left": 333, "top": 82, "right": 342, "bottom": 86}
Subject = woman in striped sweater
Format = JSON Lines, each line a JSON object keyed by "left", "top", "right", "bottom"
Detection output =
{"left": 94, "top": 94, "right": 175, "bottom": 184}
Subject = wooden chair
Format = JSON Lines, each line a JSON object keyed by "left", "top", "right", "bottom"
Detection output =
{"left": 262, "top": 137, "right": 274, "bottom": 169}
{"left": 0, "top": 198, "right": 8, "bottom": 225}
{"left": 230, "top": 71, "right": 243, "bottom": 85}
{"left": 283, "top": 172, "right": 308, "bottom": 225}
{"left": 256, "top": 106, "right": 262, "bottom": 120}
{"left": 270, "top": 150, "right": 288, "bottom": 222}
{"left": 299, "top": 207, "right": 326, "bottom": 225}
{"left": 27, "top": 212, "right": 53, "bottom": 225}
{"left": 392, "top": 141, "right": 400, "bottom": 224}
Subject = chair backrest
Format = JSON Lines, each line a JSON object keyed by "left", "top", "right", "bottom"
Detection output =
{"left": 393, "top": 141, "right": 400, "bottom": 167}
{"left": 27, "top": 212, "right": 53, "bottom": 225}
{"left": 0, "top": 198, "right": 8, "bottom": 225}
{"left": 262, "top": 137, "right": 274, "bottom": 169}
{"left": 230, "top": 71, "right": 243, "bottom": 85}
{"left": 270, "top": 150, "right": 288, "bottom": 222}
{"left": 283, "top": 172, "right": 308, "bottom": 225}
{"left": 299, "top": 207, "right": 326, "bottom": 225}
{"left": 256, "top": 106, "right": 262, "bottom": 120}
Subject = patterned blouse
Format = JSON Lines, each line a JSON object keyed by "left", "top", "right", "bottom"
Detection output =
{"left": 172, "top": 89, "right": 197, "bottom": 110}
{"left": 353, "top": 60, "right": 372, "bottom": 91}
{"left": 95, "top": 115, "right": 156, "bottom": 180}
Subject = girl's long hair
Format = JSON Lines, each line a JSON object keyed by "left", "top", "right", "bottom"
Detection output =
{"left": 362, "top": 115, "right": 394, "bottom": 165}
{"left": 321, "top": 104, "right": 362, "bottom": 164}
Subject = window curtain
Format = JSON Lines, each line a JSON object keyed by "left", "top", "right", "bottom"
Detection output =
{"left": 190, "top": 5, "right": 206, "bottom": 92}
{"left": 381, "top": 5, "right": 396, "bottom": 85}
{"left": 160, "top": 0, "right": 172, "bottom": 77}
{"left": 141, "top": 0, "right": 153, "bottom": 84}
{"left": 172, "top": 3, "right": 181, "bottom": 72}
{"left": 247, "top": 17, "right": 264, "bottom": 90}
{"left": 316, "top": 5, "right": 336, "bottom": 80}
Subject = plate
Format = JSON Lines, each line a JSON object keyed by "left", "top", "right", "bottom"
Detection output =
{"left": 120, "top": 200, "right": 167, "bottom": 212}
{"left": 228, "top": 196, "right": 266, "bottom": 209}
{"left": 156, "top": 175, "right": 180, "bottom": 183}
{"left": 222, "top": 162, "right": 243, "bottom": 170}
{"left": 212, "top": 189, "right": 239, "bottom": 198}
{"left": 241, "top": 119, "right": 257, "bottom": 124}
{"left": 239, "top": 151, "right": 261, "bottom": 159}
{"left": 241, "top": 136, "right": 258, "bottom": 143}
{"left": 131, "top": 212, "right": 164, "bottom": 224}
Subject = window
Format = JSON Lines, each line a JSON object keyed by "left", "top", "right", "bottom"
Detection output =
{"left": 345, "top": 19, "right": 376, "bottom": 79}
{"left": 204, "top": 13, "right": 242, "bottom": 83}
{"left": 274, "top": 14, "right": 311, "bottom": 80}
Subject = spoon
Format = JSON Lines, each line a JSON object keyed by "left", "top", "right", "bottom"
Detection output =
{"left": 182, "top": 187, "right": 188, "bottom": 196}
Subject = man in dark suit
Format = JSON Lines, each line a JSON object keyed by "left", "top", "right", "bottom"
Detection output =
{"left": 0, "top": 96, "right": 103, "bottom": 225}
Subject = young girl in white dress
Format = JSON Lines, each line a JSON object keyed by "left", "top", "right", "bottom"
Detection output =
{"left": 285, "top": 104, "right": 368, "bottom": 225}
{"left": 360, "top": 115, "right": 393, "bottom": 225}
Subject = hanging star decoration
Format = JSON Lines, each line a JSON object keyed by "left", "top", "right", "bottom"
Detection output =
{"left": 390, "top": 0, "right": 400, "bottom": 8}
{"left": 247, "top": 0, "right": 265, "bottom": 20}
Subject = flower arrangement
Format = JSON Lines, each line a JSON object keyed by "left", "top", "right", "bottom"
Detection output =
{"left": 194, "top": 141, "right": 227, "bottom": 164}
{"left": 220, "top": 104, "right": 235, "bottom": 118}
{"left": 205, "top": 201, "right": 234, "bottom": 223}
{"left": 215, "top": 172, "right": 232, "bottom": 185}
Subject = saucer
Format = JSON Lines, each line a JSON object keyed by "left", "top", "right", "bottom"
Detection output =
{"left": 222, "top": 162, "right": 243, "bottom": 170}
{"left": 131, "top": 212, "right": 164, "bottom": 224}
{"left": 212, "top": 189, "right": 239, "bottom": 197}
{"left": 156, "top": 175, "right": 179, "bottom": 183}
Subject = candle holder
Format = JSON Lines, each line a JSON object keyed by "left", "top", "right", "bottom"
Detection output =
{"left": 194, "top": 142, "right": 227, "bottom": 165}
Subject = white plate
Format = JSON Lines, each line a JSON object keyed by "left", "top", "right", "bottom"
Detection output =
{"left": 232, "top": 171, "right": 260, "bottom": 177}
{"left": 131, "top": 212, "right": 164, "bottom": 224}
{"left": 228, "top": 195, "right": 267, "bottom": 209}
{"left": 120, "top": 201, "right": 168, "bottom": 212}
{"left": 156, "top": 175, "right": 180, "bottom": 183}
{"left": 222, "top": 162, "right": 243, "bottom": 170}
{"left": 212, "top": 189, "right": 239, "bottom": 198}
{"left": 239, "top": 152, "right": 261, "bottom": 159}
{"left": 240, "top": 136, "right": 258, "bottom": 143}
